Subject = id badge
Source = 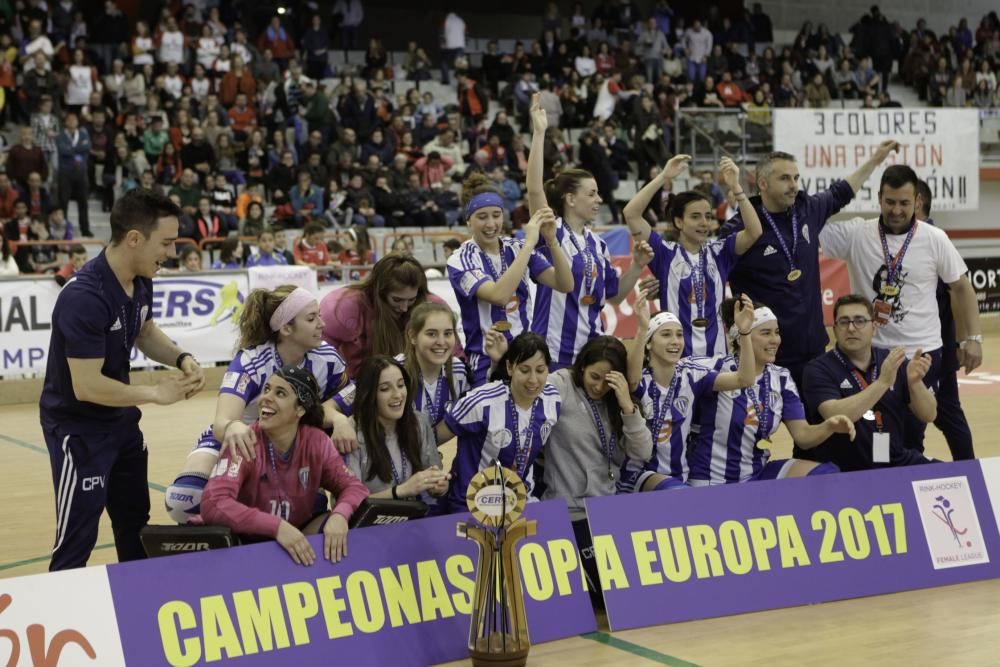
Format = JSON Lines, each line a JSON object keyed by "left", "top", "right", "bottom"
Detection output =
{"left": 873, "top": 432, "right": 890, "bottom": 463}
{"left": 873, "top": 300, "right": 891, "bottom": 326}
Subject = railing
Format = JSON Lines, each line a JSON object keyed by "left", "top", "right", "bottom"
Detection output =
{"left": 673, "top": 107, "right": 771, "bottom": 169}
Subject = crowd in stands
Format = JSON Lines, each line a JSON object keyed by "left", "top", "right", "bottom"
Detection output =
{"left": 0, "top": 1, "right": 997, "bottom": 282}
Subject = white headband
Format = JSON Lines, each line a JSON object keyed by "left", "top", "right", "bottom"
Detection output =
{"left": 646, "top": 311, "right": 682, "bottom": 344}
{"left": 729, "top": 306, "right": 777, "bottom": 339}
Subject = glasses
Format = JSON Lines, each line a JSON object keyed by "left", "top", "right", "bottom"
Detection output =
{"left": 835, "top": 317, "right": 873, "bottom": 330}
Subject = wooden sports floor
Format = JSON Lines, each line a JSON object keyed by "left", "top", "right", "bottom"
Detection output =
{"left": 2, "top": 341, "right": 1000, "bottom": 666}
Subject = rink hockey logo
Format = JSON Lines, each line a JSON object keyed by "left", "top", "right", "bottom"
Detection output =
{"left": 912, "top": 475, "right": 990, "bottom": 569}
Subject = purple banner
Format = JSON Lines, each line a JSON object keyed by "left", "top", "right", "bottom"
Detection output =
{"left": 108, "top": 500, "right": 595, "bottom": 666}
{"left": 585, "top": 461, "right": 1000, "bottom": 631}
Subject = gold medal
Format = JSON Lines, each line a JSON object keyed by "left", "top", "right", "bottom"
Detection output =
{"left": 493, "top": 320, "right": 512, "bottom": 332}
{"left": 581, "top": 295, "right": 596, "bottom": 305}
{"left": 881, "top": 284, "right": 900, "bottom": 297}
{"left": 787, "top": 269, "right": 802, "bottom": 282}
{"left": 692, "top": 317, "right": 709, "bottom": 328}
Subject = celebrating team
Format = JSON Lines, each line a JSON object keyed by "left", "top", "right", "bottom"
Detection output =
{"left": 43, "top": 94, "right": 982, "bottom": 570}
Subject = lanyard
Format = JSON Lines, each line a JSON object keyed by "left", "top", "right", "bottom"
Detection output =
{"left": 745, "top": 371, "right": 773, "bottom": 438}
{"left": 266, "top": 439, "right": 291, "bottom": 519}
{"left": 878, "top": 219, "right": 918, "bottom": 288}
{"left": 759, "top": 206, "right": 800, "bottom": 272}
{"left": 584, "top": 395, "right": 617, "bottom": 480}
{"left": 679, "top": 245, "right": 708, "bottom": 317}
{"left": 480, "top": 240, "right": 509, "bottom": 281}
{"left": 387, "top": 442, "right": 409, "bottom": 485}
{"left": 422, "top": 372, "right": 449, "bottom": 425}
{"left": 834, "top": 348, "right": 885, "bottom": 432}
{"left": 119, "top": 294, "right": 145, "bottom": 351}
{"left": 507, "top": 395, "right": 540, "bottom": 479}
{"left": 566, "top": 228, "right": 596, "bottom": 298}
{"left": 647, "top": 370, "right": 679, "bottom": 445}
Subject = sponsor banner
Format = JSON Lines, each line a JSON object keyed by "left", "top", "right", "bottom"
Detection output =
{"left": 0, "top": 566, "right": 127, "bottom": 667}
{"left": 247, "top": 265, "right": 318, "bottom": 295}
{"left": 0, "top": 278, "right": 60, "bottom": 375}
{"left": 131, "top": 273, "right": 248, "bottom": 369}
{"left": 584, "top": 460, "right": 1000, "bottom": 631}
{"left": 965, "top": 258, "right": 1000, "bottom": 314}
{"left": 773, "top": 109, "right": 980, "bottom": 212}
{"left": 106, "top": 500, "right": 595, "bottom": 667}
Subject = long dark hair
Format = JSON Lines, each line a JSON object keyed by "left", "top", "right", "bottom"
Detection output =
{"left": 666, "top": 191, "right": 711, "bottom": 229}
{"left": 571, "top": 336, "right": 628, "bottom": 440}
{"left": 271, "top": 367, "right": 325, "bottom": 429}
{"left": 489, "top": 333, "right": 551, "bottom": 384}
{"left": 354, "top": 355, "right": 426, "bottom": 484}
{"left": 345, "top": 254, "right": 428, "bottom": 357}
{"left": 543, "top": 168, "right": 594, "bottom": 219}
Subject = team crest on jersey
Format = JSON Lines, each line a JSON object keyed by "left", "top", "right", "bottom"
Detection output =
{"left": 298, "top": 467, "right": 310, "bottom": 489}
{"left": 539, "top": 422, "right": 552, "bottom": 442}
{"left": 461, "top": 272, "right": 484, "bottom": 294}
{"left": 769, "top": 390, "right": 780, "bottom": 404}
{"left": 673, "top": 396, "right": 690, "bottom": 414}
{"left": 221, "top": 372, "right": 240, "bottom": 389}
{"left": 493, "top": 429, "right": 513, "bottom": 448}
{"left": 228, "top": 456, "right": 243, "bottom": 477}
{"left": 213, "top": 458, "right": 229, "bottom": 477}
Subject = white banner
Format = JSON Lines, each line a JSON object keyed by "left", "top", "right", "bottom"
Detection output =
{"left": 0, "top": 566, "right": 127, "bottom": 667}
{"left": 772, "top": 109, "right": 980, "bottom": 212}
{"left": 0, "top": 273, "right": 465, "bottom": 377}
{"left": 246, "top": 264, "right": 318, "bottom": 295}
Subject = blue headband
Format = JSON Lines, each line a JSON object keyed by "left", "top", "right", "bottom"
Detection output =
{"left": 465, "top": 192, "right": 505, "bottom": 221}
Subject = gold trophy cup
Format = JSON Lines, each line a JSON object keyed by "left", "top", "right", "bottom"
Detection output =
{"left": 457, "top": 462, "right": 537, "bottom": 666}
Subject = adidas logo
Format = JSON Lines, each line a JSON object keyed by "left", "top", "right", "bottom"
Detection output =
{"left": 110, "top": 318, "right": 123, "bottom": 331}
{"left": 840, "top": 379, "right": 852, "bottom": 389}
{"left": 802, "top": 226, "right": 811, "bottom": 244}
{"left": 763, "top": 245, "right": 777, "bottom": 257}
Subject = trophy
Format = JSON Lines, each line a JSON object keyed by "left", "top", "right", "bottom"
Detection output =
{"left": 457, "top": 461, "right": 537, "bottom": 667}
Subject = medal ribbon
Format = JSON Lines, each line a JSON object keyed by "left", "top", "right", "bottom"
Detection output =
{"left": 834, "top": 348, "right": 884, "bottom": 431}
{"left": 680, "top": 245, "right": 708, "bottom": 320}
{"left": 566, "top": 229, "right": 596, "bottom": 301}
{"left": 388, "top": 446, "right": 410, "bottom": 485}
{"left": 585, "top": 396, "right": 617, "bottom": 478}
{"left": 878, "top": 219, "right": 918, "bottom": 289}
{"left": 266, "top": 440, "right": 291, "bottom": 520}
{"left": 745, "top": 372, "right": 774, "bottom": 438}
{"left": 507, "top": 395, "right": 540, "bottom": 479}
{"left": 648, "top": 372, "right": 680, "bottom": 449}
{"left": 423, "top": 372, "right": 449, "bottom": 426}
{"left": 760, "top": 206, "right": 800, "bottom": 274}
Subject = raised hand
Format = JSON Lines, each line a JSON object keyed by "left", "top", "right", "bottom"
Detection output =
{"left": 484, "top": 325, "right": 509, "bottom": 363}
{"left": 523, "top": 209, "right": 544, "bottom": 248}
{"left": 536, "top": 206, "right": 557, "bottom": 244}
{"left": 719, "top": 157, "right": 742, "bottom": 191}
{"left": 872, "top": 140, "right": 899, "bottom": 164}
{"left": 732, "top": 293, "right": 755, "bottom": 333}
{"left": 634, "top": 286, "right": 653, "bottom": 331}
{"left": 530, "top": 92, "right": 548, "bottom": 134}
{"left": 606, "top": 370, "right": 635, "bottom": 414}
{"left": 660, "top": 154, "right": 692, "bottom": 181}
{"left": 633, "top": 240, "right": 654, "bottom": 267}
{"left": 878, "top": 347, "right": 907, "bottom": 388}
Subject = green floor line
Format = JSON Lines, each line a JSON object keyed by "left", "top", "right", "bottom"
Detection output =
{"left": 0, "top": 432, "right": 167, "bottom": 492}
{"left": 581, "top": 631, "right": 701, "bottom": 667}
{"left": 0, "top": 543, "right": 115, "bottom": 572}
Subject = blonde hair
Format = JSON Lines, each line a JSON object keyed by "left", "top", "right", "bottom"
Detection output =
{"left": 237, "top": 284, "right": 299, "bottom": 350}
{"left": 403, "top": 302, "right": 459, "bottom": 402}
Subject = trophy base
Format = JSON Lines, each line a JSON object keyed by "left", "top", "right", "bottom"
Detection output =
{"left": 470, "top": 633, "right": 530, "bottom": 667}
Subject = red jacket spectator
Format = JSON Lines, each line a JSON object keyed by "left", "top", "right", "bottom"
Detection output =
{"left": 228, "top": 105, "right": 258, "bottom": 134}
{"left": 413, "top": 154, "right": 454, "bottom": 188}
{"left": 218, "top": 66, "right": 258, "bottom": 107}
{"left": 257, "top": 20, "right": 295, "bottom": 61}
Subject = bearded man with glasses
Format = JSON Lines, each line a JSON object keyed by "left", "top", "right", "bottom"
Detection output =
{"left": 800, "top": 295, "right": 936, "bottom": 472}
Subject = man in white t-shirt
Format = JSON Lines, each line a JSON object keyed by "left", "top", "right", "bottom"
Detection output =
{"left": 441, "top": 11, "right": 467, "bottom": 84}
{"left": 819, "top": 162, "right": 982, "bottom": 454}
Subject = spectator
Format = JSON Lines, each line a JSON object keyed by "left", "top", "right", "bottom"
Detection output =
{"left": 946, "top": 75, "right": 969, "bottom": 107}
{"left": 54, "top": 244, "right": 88, "bottom": 286}
{"left": 441, "top": 10, "right": 467, "bottom": 84}
{"left": 47, "top": 207, "right": 73, "bottom": 241}
{"left": 290, "top": 171, "right": 325, "bottom": 223}
{"left": 7, "top": 127, "right": 48, "bottom": 189}
{"left": 211, "top": 236, "right": 244, "bottom": 269}
{"left": 716, "top": 71, "right": 749, "bottom": 107}
{"left": 456, "top": 71, "right": 489, "bottom": 125}
{"left": 0, "top": 225, "right": 20, "bottom": 276}
{"left": 684, "top": 19, "right": 713, "bottom": 82}
{"left": 577, "top": 129, "right": 620, "bottom": 223}
{"left": 56, "top": 112, "right": 92, "bottom": 237}
{"left": 19, "top": 171, "right": 53, "bottom": 220}
{"left": 155, "top": 142, "right": 183, "bottom": 186}
{"left": 694, "top": 170, "right": 725, "bottom": 208}
{"left": 246, "top": 226, "right": 288, "bottom": 267}
{"left": 158, "top": 16, "right": 186, "bottom": 66}
{"left": 3, "top": 200, "right": 33, "bottom": 272}
{"left": 422, "top": 129, "right": 465, "bottom": 175}
{"left": 220, "top": 59, "right": 258, "bottom": 112}
{"left": 805, "top": 72, "right": 832, "bottom": 107}
{"left": 293, "top": 221, "right": 332, "bottom": 268}
{"left": 333, "top": 0, "right": 365, "bottom": 50}
{"left": 301, "top": 15, "right": 330, "bottom": 80}
{"left": 274, "top": 228, "right": 296, "bottom": 265}
{"left": 26, "top": 217, "right": 61, "bottom": 273}
{"left": 258, "top": 16, "right": 296, "bottom": 68}
{"left": 30, "top": 95, "right": 60, "bottom": 184}
{"left": 169, "top": 169, "right": 202, "bottom": 218}
{"left": 181, "top": 126, "right": 216, "bottom": 183}
{"left": 143, "top": 116, "right": 169, "bottom": 163}
{"left": 638, "top": 17, "right": 670, "bottom": 84}
{"left": 832, "top": 58, "right": 859, "bottom": 99}
{"left": 193, "top": 196, "right": 224, "bottom": 243}
{"left": 210, "top": 173, "right": 239, "bottom": 230}
{"left": 340, "top": 80, "right": 378, "bottom": 142}
{"left": 537, "top": 80, "right": 563, "bottom": 129}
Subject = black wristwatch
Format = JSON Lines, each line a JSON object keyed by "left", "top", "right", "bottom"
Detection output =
{"left": 176, "top": 352, "right": 195, "bottom": 369}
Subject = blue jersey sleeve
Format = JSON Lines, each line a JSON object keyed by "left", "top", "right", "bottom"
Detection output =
{"left": 780, "top": 374, "right": 807, "bottom": 422}
{"left": 526, "top": 246, "right": 553, "bottom": 281}
{"left": 218, "top": 353, "right": 261, "bottom": 402}
{"left": 444, "top": 389, "right": 488, "bottom": 437}
{"left": 599, "top": 237, "right": 619, "bottom": 298}
{"left": 806, "top": 179, "right": 856, "bottom": 233}
{"left": 447, "top": 245, "right": 491, "bottom": 299}
{"left": 711, "top": 234, "right": 740, "bottom": 279}
{"left": 647, "top": 229, "right": 678, "bottom": 282}
{"left": 59, "top": 289, "right": 111, "bottom": 360}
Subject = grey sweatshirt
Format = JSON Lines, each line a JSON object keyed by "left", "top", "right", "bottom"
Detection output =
{"left": 542, "top": 369, "right": 653, "bottom": 519}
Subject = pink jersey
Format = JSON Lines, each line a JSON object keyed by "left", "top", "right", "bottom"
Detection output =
{"left": 201, "top": 422, "right": 369, "bottom": 538}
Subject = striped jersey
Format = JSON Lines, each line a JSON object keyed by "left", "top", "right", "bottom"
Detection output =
{"left": 532, "top": 218, "right": 619, "bottom": 368}
{"left": 648, "top": 230, "right": 738, "bottom": 357}
{"left": 687, "top": 356, "right": 806, "bottom": 484}
{"left": 622, "top": 361, "right": 719, "bottom": 487}
{"left": 220, "top": 341, "right": 352, "bottom": 423}
{"left": 333, "top": 354, "right": 469, "bottom": 426}
{"left": 447, "top": 238, "right": 551, "bottom": 384}
{"left": 443, "top": 380, "right": 561, "bottom": 512}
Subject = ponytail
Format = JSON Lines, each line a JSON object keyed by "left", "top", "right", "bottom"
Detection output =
{"left": 237, "top": 284, "right": 299, "bottom": 351}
